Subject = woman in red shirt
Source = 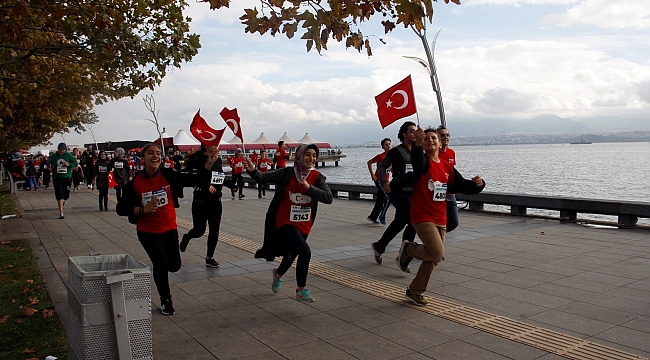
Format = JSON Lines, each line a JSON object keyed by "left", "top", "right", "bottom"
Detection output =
{"left": 243, "top": 144, "right": 332, "bottom": 303}
{"left": 396, "top": 127, "right": 485, "bottom": 306}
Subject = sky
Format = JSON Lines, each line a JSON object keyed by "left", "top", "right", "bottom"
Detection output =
{"left": 46, "top": 0, "right": 650, "bottom": 149}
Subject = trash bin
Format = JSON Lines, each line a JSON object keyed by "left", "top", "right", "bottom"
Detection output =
{"left": 67, "top": 254, "right": 152, "bottom": 360}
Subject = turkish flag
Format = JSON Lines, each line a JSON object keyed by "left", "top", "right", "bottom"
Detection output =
{"left": 190, "top": 110, "right": 226, "bottom": 146}
{"left": 108, "top": 171, "right": 117, "bottom": 188}
{"left": 375, "top": 75, "right": 417, "bottom": 128}
{"left": 220, "top": 107, "right": 243, "bottom": 141}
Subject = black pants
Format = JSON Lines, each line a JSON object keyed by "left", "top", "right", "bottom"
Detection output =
{"left": 42, "top": 170, "right": 50, "bottom": 186}
{"left": 137, "top": 230, "right": 181, "bottom": 301}
{"left": 97, "top": 186, "right": 108, "bottom": 209}
{"left": 85, "top": 167, "right": 94, "bottom": 185}
{"left": 72, "top": 170, "right": 83, "bottom": 188}
{"left": 185, "top": 199, "right": 223, "bottom": 258}
{"left": 374, "top": 191, "right": 415, "bottom": 254}
{"left": 53, "top": 177, "right": 71, "bottom": 201}
{"left": 258, "top": 181, "right": 267, "bottom": 196}
{"left": 232, "top": 173, "right": 243, "bottom": 196}
{"left": 446, "top": 194, "right": 458, "bottom": 233}
{"left": 369, "top": 181, "right": 391, "bottom": 220}
{"left": 276, "top": 225, "right": 310, "bottom": 288}
{"left": 114, "top": 182, "right": 126, "bottom": 202}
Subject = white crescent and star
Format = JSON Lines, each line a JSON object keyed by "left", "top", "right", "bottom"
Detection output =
{"left": 386, "top": 90, "right": 409, "bottom": 110}
{"left": 196, "top": 129, "right": 217, "bottom": 141}
{"left": 225, "top": 119, "right": 239, "bottom": 135}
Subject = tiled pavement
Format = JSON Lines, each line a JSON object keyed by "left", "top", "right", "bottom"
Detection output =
{"left": 3, "top": 186, "right": 650, "bottom": 360}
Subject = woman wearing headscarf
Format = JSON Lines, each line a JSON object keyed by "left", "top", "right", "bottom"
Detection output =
{"left": 71, "top": 148, "right": 84, "bottom": 191}
{"left": 180, "top": 145, "right": 237, "bottom": 267}
{"left": 110, "top": 147, "right": 131, "bottom": 202}
{"left": 92, "top": 150, "right": 110, "bottom": 211}
{"left": 243, "top": 144, "right": 332, "bottom": 303}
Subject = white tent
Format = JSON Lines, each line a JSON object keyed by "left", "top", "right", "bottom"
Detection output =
{"left": 252, "top": 133, "right": 275, "bottom": 144}
{"left": 297, "top": 133, "right": 331, "bottom": 148}
{"left": 277, "top": 132, "right": 300, "bottom": 147}
{"left": 173, "top": 129, "right": 199, "bottom": 146}
{"left": 226, "top": 136, "right": 252, "bottom": 144}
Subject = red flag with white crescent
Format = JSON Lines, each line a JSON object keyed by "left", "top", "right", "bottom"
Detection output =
{"left": 190, "top": 109, "right": 226, "bottom": 146}
{"left": 219, "top": 107, "right": 243, "bottom": 141}
{"left": 375, "top": 75, "right": 417, "bottom": 128}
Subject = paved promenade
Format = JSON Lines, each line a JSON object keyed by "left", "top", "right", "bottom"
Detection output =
{"left": 3, "top": 186, "right": 650, "bottom": 360}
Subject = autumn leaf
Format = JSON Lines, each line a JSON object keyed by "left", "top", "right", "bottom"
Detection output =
{"left": 42, "top": 309, "right": 55, "bottom": 318}
{"left": 4, "top": 265, "right": 13, "bottom": 269}
{"left": 22, "top": 286, "right": 30, "bottom": 293}
{"left": 27, "top": 297, "right": 39, "bottom": 305}
{"left": 0, "top": 241, "right": 9, "bottom": 245}
{"left": 26, "top": 279, "right": 34, "bottom": 284}
{"left": 10, "top": 299, "right": 15, "bottom": 304}
{"left": 0, "top": 315, "right": 9, "bottom": 324}
{"left": 23, "top": 348, "right": 37, "bottom": 354}
{"left": 24, "top": 307, "right": 38, "bottom": 316}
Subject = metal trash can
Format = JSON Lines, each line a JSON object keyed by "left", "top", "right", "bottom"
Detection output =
{"left": 67, "top": 254, "right": 152, "bottom": 360}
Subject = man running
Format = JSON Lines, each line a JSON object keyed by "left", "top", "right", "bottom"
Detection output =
{"left": 256, "top": 150, "right": 272, "bottom": 198}
{"left": 227, "top": 149, "right": 245, "bottom": 199}
{"left": 371, "top": 122, "right": 417, "bottom": 269}
{"left": 273, "top": 141, "right": 292, "bottom": 169}
{"left": 82, "top": 145, "right": 97, "bottom": 188}
{"left": 48, "top": 143, "right": 77, "bottom": 219}
{"left": 437, "top": 126, "right": 459, "bottom": 232}
{"left": 366, "top": 138, "right": 392, "bottom": 225}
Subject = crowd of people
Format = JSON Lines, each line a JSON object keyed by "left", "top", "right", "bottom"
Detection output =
{"left": 4, "top": 123, "right": 483, "bottom": 313}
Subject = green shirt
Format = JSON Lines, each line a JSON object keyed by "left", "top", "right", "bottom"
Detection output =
{"left": 48, "top": 152, "right": 78, "bottom": 179}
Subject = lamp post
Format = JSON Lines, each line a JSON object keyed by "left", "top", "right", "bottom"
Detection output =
{"left": 404, "top": 25, "right": 446, "bottom": 128}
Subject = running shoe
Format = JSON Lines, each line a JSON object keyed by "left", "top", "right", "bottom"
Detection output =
{"left": 396, "top": 240, "right": 413, "bottom": 273}
{"left": 231, "top": 190, "right": 236, "bottom": 198}
{"left": 296, "top": 288, "right": 315, "bottom": 303}
{"left": 59, "top": 213, "right": 65, "bottom": 220}
{"left": 371, "top": 242, "right": 382, "bottom": 265}
{"left": 271, "top": 268, "right": 282, "bottom": 293}
{"left": 238, "top": 194, "right": 245, "bottom": 199}
{"left": 367, "top": 216, "right": 379, "bottom": 224}
{"left": 179, "top": 234, "right": 190, "bottom": 252}
{"left": 379, "top": 216, "right": 386, "bottom": 225}
{"left": 258, "top": 194, "right": 262, "bottom": 199}
{"left": 160, "top": 298, "right": 175, "bottom": 315}
{"left": 205, "top": 257, "right": 220, "bottom": 268}
{"left": 405, "top": 289, "right": 427, "bottom": 306}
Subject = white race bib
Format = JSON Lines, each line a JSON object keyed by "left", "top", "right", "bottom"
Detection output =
{"left": 57, "top": 164, "right": 67, "bottom": 174}
{"left": 115, "top": 162, "right": 124, "bottom": 169}
{"left": 142, "top": 189, "right": 169, "bottom": 207}
{"left": 164, "top": 162, "right": 171, "bottom": 168}
{"left": 432, "top": 181, "right": 447, "bottom": 202}
{"left": 211, "top": 171, "right": 225, "bottom": 185}
{"left": 34, "top": 165, "right": 40, "bottom": 171}
{"left": 98, "top": 165, "right": 107, "bottom": 173}
{"left": 290, "top": 205, "right": 311, "bottom": 222}
{"left": 259, "top": 162, "right": 268, "bottom": 169}
{"left": 43, "top": 164, "right": 48, "bottom": 170}
{"left": 405, "top": 164, "right": 413, "bottom": 173}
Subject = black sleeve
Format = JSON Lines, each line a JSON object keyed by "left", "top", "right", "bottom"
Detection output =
{"left": 447, "top": 167, "right": 485, "bottom": 195}
{"left": 116, "top": 180, "right": 137, "bottom": 217}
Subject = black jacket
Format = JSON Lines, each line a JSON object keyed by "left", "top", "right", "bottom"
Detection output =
{"left": 116, "top": 167, "right": 196, "bottom": 224}
{"left": 378, "top": 143, "right": 414, "bottom": 192}
{"left": 410, "top": 145, "right": 486, "bottom": 195}
{"left": 190, "top": 158, "right": 237, "bottom": 202}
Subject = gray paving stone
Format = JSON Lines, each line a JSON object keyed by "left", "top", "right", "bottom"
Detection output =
{"left": 327, "top": 330, "right": 414, "bottom": 360}
{"left": 420, "top": 339, "right": 510, "bottom": 360}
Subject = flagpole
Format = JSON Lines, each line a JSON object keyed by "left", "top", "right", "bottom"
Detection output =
{"left": 412, "top": 75, "right": 420, "bottom": 127}
{"left": 241, "top": 139, "right": 246, "bottom": 153}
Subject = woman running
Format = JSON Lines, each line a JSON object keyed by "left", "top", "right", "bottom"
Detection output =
{"left": 92, "top": 150, "right": 110, "bottom": 211}
{"left": 116, "top": 143, "right": 199, "bottom": 315}
{"left": 180, "top": 145, "right": 237, "bottom": 268}
{"left": 396, "top": 127, "right": 485, "bottom": 306}
{"left": 243, "top": 144, "right": 332, "bottom": 303}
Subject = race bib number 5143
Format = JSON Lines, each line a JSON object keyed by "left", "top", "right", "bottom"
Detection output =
{"left": 290, "top": 205, "right": 311, "bottom": 222}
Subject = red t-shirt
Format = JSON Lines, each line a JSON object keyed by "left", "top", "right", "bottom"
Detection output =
{"left": 257, "top": 158, "right": 272, "bottom": 173}
{"left": 410, "top": 158, "right": 454, "bottom": 226}
{"left": 133, "top": 171, "right": 176, "bottom": 234}
{"left": 369, "top": 152, "right": 389, "bottom": 181}
{"left": 274, "top": 148, "right": 287, "bottom": 168}
{"left": 275, "top": 170, "right": 319, "bottom": 235}
{"left": 228, "top": 156, "right": 244, "bottom": 175}
{"left": 438, "top": 148, "right": 456, "bottom": 167}
{"left": 163, "top": 159, "right": 174, "bottom": 169}
{"left": 251, "top": 152, "right": 258, "bottom": 164}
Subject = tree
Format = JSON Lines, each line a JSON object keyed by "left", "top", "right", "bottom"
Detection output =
{"left": 202, "top": 0, "right": 459, "bottom": 56}
{"left": 0, "top": 0, "right": 201, "bottom": 149}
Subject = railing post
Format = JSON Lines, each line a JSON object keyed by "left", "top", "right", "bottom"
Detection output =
{"left": 349, "top": 192, "right": 361, "bottom": 200}
{"left": 468, "top": 201, "right": 484, "bottom": 211}
{"left": 618, "top": 215, "right": 638, "bottom": 228}
{"left": 511, "top": 205, "right": 527, "bottom": 216}
{"left": 560, "top": 210, "right": 577, "bottom": 222}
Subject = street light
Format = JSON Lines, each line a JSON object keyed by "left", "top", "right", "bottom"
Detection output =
{"left": 404, "top": 25, "right": 446, "bottom": 128}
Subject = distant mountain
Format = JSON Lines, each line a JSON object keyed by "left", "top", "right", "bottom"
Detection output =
{"left": 515, "top": 114, "right": 588, "bottom": 134}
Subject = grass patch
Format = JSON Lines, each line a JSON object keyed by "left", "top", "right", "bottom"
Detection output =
{"left": 0, "top": 183, "right": 18, "bottom": 217}
{"left": 0, "top": 239, "right": 68, "bottom": 360}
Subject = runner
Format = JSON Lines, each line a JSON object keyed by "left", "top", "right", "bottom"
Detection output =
{"left": 243, "top": 144, "right": 332, "bottom": 303}
{"left": 48, "top": 143, "right": 77, "bottom": 219}
{"left": 92, "top": 150, "right": 110, "bottom": 211}
{"left": 273, "top": 141, "right": 291, "bottom": 169}
{"left": 25, "top": 158, "right": 38, "bottom": 191}
{"left": 366, "top": 138, "right": 392, "bottom": 225}
{"left": 82, "top": 145, "right": 97, "bottom": 188}
{"left": 256, "top": 150, "right": 272, "bottom": 198}
{"left": 179, "top": 146, "right": 237, "bottom": 267}
{"left": 227, "top": 149, "right": 245, "bottom": 199}
{"left": 42, "top": 155, "right": 51, "bottom": 189}
{"left": 396, "top": 127, "right": 485, "bottom": 306}
{"left": 371, "top": 121, "right": 417, "bottom": 269}
{"left": 110, "top": 148, "right": 131, "bottom": 202}
{"left": 115, "top": 143, "right": 199, "bottom": 315}
{"left": 71, "top": 148, "right": 84, "bottom": 191}
{"left": 437, "top": 126, "right": 459, "bottom": 232}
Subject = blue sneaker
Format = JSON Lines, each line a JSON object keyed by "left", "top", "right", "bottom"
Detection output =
{"left": 271, "top": 268, "right": 282, "bottom": 293}
{"left": 379, "top": 216, "right": 386, "bottom": 225}
{"left": 296, "top": 288, "right": 315, "bottom": 303}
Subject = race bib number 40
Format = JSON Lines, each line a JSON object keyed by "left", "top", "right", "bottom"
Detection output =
{"left": 142, "top": 189, "right": 169, "bottom": 207}
{"left": 211, "top": 171, "right": 225, "bottom": 185}
{"left": 290, "top": 205, "right": 311, "bottom": 222}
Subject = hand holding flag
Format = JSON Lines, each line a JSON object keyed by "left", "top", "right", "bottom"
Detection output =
{"left": 220, "top": 107, "right": 243, "bottom": 141}
{"left": 375, "top": 75, "right": 417, "bottom": 128}
{"left": 190, "top": 110, "right": 226, "bottom": 147}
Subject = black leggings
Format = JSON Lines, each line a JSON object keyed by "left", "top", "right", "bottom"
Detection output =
{"left": 97, "top": 186, "right": 108, "bottom": 209}
{"left": 137, "top": 230, "right": 181, "bottom": 300}
{"left": 115, "top": 184, "right": 124, "bottom": 202}
{"left": 374, "top": 191, "right": 416, "bottom": 254}
{"left": 232, "top": 173, "right": 243, "bottom": 196}
{"left": 276, "top": 225, "right": 310, "bottom": 288}
{"left": 185, "top": 199, "right": 223, "bottom": 257}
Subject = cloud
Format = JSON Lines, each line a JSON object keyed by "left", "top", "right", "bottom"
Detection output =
{"left": 473, "top": 88, "right": 538, "bottom": 113}
{"left": 543, "top": 0, "right": 650, "bottom": 30}
{"left": 638, "top": 80, "right": 650, "bottom": 103}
